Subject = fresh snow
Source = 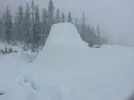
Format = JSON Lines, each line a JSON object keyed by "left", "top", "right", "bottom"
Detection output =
{"left": 26, "top": 23, "right": 134, "bottom": 100}
{"left": 0, "top": 53, "right": 29, "bottom": 100}
{"left": 0, "top": 23, "right": 134, "bottom": 100}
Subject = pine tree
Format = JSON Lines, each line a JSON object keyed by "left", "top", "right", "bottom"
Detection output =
{"left": 85, "top": 25, "right": 96, "bottom": 47}
{"left": 42, "top": 8, "right": 48, "bottom": 44}
{"left": 55, "top": 8, "right": 60, "bottom": 23}
{"left": 17, "top": 5, "right": 24, "bottom": 42}
{"left": 81, "top": 12, "right": 86, "bottom": 41}
{"left": 61, "top": 12, "right": 65, "bottom": 22}
{"left": 91, "top": 26, "right": 96, "bottom": 45}
{"left": 23, "top": 3, "right": 31, "bottom": 46}
{"left": 96, "top": 24, "right": 100, "bottom": 45}
{"left": 67, "top": 12, "right": 72, "bottom": 23}
{"left": 4, "top": 6, "right": 12, "bottom": 44}
{"left": 31, "top": 0, "right": 36, "bottom": 52}
{"left": 75, "top": 18, "right": 79, "bottom": 30}
{"left": 33, "top": 5, "right": 41, "bottom": 50}
{"left": 12, "top": 13, "right": 18, "bottom": 41}
{"left": 0, "top": 19, "right": 4, "bottom": 40}
{"left": 0, "top": 20, "right": 2, "bottom": 38}
{"left": 0, "top": 17, "right": 5, "bottom": 40}
{"left": 96, "top": 24, "right": 100, "bottom": 36}
{"left": 86, "top": 25, "right": 91, "bottom": 45}
{"left": 48, "top": 0, "right": 54, "bottom": 30}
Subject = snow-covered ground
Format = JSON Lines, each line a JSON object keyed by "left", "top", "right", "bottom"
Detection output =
{"left": 1, "top": 23, "right": 134, "bottom": 100}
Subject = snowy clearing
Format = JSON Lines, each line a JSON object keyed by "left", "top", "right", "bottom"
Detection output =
{"left": 0, "top": 23, "right": 134, "bottom": 100}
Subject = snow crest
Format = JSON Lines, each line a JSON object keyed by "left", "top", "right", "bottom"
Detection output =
{"left": 45, "top": 23, "right": 85, "bottom": 46}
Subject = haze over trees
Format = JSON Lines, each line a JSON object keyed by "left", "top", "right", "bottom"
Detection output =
{"left": 0, "top": 0, "right": 108, "bottom": 52}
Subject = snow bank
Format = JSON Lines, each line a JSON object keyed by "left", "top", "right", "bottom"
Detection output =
{"left": 24, "top": 23, "right": 134, "bottom": 100}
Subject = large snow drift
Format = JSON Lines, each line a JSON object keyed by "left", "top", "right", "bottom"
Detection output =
{"left": 27, "top": 23, "right": 134, "bottom": 100}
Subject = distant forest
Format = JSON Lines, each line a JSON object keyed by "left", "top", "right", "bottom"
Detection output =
{"left": 0, "top": 0, "right": 108, "bottom": 52}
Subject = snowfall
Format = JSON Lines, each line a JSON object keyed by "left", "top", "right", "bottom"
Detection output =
{"left": 0, "top": 23, "right": 134, "bottom": 100}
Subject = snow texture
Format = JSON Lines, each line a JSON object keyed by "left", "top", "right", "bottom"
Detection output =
{"left": 1, "top": 23, "right": 134, "bottom": 100}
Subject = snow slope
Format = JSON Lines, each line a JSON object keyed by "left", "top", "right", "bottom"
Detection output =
{"left": 0, "top": 52, "right": 38, "bottom": 100}
{"left": 0, "top": 53, "right": 26, "bottom": 100}
{"left": 25, "top": 23, "right": 134, "bottom": 100}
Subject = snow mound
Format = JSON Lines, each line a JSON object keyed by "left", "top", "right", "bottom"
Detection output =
{"left": 28, "top": 23, "right": 89, "bottom": 70}
{"left": 44, "top": 23, "right": 86, "bottom": 47}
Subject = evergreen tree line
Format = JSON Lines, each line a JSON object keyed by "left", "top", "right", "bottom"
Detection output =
{"left": 0, "top": 0, "right": 108, "bottom": 52}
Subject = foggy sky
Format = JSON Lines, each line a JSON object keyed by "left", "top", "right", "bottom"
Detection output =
{"left": 0, "top": 0, "right": 134, "bottom": 46}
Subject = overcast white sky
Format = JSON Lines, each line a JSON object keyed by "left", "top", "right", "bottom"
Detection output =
{"left": 0, "top": 0, "right": 134, "bottom": 46}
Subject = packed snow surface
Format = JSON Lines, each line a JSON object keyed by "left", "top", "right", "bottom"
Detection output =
{"left": 25, "top": 23, "right": 134, "bottom": 100}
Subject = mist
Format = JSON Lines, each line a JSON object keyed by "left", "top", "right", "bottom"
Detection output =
{"left": 0, "top": 0, "right": 134, "bottom": 46}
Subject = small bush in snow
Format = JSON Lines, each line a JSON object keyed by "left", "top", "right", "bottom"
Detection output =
{"left": 0, "top": 49, "right": 4, "bottom": 54}
{"left": 0, "top": 92, "right": 5, "bottom": 95}
{"left": 9, "top": 47, "right": 13, "bottom": 53}
{"left": 14, "top": 50, "right": 18, "bottom": 53}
